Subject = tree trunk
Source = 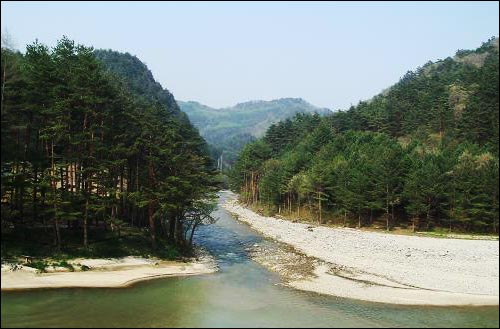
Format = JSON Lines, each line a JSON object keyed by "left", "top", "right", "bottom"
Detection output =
{"left": 297, "top": 195, "right": 300, "bottom": 217}
{"left": 252, "top": 172, "right": 256, "bottom": 204}
{"left": 33, "top": 166, "right": 38, "bottom": 223}
{"left": 19, "top": 159, "right": 25, "bottom": 223}
{"left": 189, "top": 222, "right": 198, "bottom": 247}
{"left": 60, "top": 166, "right": 65, "bottom": 191}
{"left": 41, "top": 188, "right": 47, "bottom": 232}
{"left": 136, "top": 157, "right": 139, "bottom": 198}
{"left": 102, "top": 207, "right": 107, "bottom": 231}
{"left": 53, "top": 193, "right": 61, "bottom": 249}
{"left": 391, "top": 205, "right": 395, "bottom": 227}
{"left": 147, "top": 148, "right": 157, "bottom": 249}
{"left": 75, "top": 163, "right": 79, "bottom": 193}
{"left": 70, "top": 163, "right": 74, "bottom": 193}
{"left": 318, "top": 190, "right": 322, "bottom": 225}
{"left": 250, "top": 172, "right": 254, "bottom": 204}
{"left": 148, "top": 202, "right": 156, "bottom": 249}
{"left": 169, "top": 216, "right": 176, "bottom": 243}
{"left": 111, "top": 205, "right": 116, "bottom": 232}
{"left": 386, "top": 184, "right": 390, "bottom": 231}
{"left": 51, "top": 140, "right": 61, "bottom": 250}
{"left": 287, "top": 192, "right": 290, "bottom": 213}
{"left": 174, "top": 214, "right": 184, "bottom": 247}
{"left": 120, "top": 165, "right": 124, "bottom": 218}
{"left": 83, "top": 198, "right": 88, "bottom": 248}
{"left": 65, "top": 165, "right": 69, "bottom": 193}
{"left": 493, "top": 190, "right": 497, "bottom": 234}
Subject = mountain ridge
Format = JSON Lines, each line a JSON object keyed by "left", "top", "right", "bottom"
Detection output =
{"left": 178, "top": 97, "right": 332, "bottom": 165}
{"left": 180, "top": 97, "right": 331, "bottom": 114}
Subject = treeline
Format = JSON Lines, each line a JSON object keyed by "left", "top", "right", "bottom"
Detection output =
{"left": 230, "top": 38, "right": 499, "bottom": 233}
{"left": 1, "top": 37, "right": 218, "bottom": 253}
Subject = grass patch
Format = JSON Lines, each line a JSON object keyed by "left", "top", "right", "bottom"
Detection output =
{"left": 56, "top": 260, "right": 75, "bottom": 272}
{"left": 29, "top": 260, "right": 49, "bottom": 273}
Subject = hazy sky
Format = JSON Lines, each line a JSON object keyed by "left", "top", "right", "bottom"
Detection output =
{"left": 1, "top": 1, "right": 499, "bottom": 110}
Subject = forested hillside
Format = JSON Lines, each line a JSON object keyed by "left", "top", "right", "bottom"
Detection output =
{"left": 230, "top": 37, "right": 499, "bottom": 233}
{"left": 179, "top": 98, "right": 331, "bottom": 166}
{"left": 1, "top": 37, "right": 218, "bottom": 259}
{"left": 93, "top": 49, "right": 193, "bottom": 126}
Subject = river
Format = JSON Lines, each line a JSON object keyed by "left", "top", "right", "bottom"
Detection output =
{"left": 1, "top": 193, "right": 498, "bottom": 328}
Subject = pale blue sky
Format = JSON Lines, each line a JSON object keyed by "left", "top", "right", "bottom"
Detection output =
{"left": 1, "top": 1, "right": 498, "bottom": 110}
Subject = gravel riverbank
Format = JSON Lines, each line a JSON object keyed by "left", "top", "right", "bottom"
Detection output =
{"left": 221, "top": 191, "right": 499, "bottom": 305}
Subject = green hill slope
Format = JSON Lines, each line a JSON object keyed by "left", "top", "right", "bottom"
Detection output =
{"left": 179, "top": 98, "right": 331, "bottom": 165}
{"left": 230, "top": 37, "right": 499, "bottom": 234}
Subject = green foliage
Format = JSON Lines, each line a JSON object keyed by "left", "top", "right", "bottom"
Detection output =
{"left": 56, "top": 260, "right": 75, "bottom": 272}
{"left": 1, "top": 37, "right": 219, "bottom": 259}
{"left": 29, "top": 260, "right": 49, "bottom": 273}
{"left": 230, "top": 38, "right": 499, "bottom": 234}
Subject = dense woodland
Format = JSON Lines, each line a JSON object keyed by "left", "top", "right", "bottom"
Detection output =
{"left": 1, "top": 37, "right": 218, "bottom": 258}
{"left": 1, "top": 35, "right": 498, "bottom": 265}
{"left": 230, "top": 37, "right": 499, "bottom": 234}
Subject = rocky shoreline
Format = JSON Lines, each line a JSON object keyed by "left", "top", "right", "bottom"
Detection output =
{"left": 222, "top": 191, "right": 499, "bottom": 306}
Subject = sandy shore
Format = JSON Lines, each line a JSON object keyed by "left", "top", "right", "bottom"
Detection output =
{"left": 222, "top": 191, "right": 499, "bottom": 306}
{"left": 1, "top": 255, "right": 217, "bottom": 291}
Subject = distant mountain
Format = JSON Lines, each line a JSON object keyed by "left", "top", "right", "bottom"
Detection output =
{"left": 179, "top": 98, "right": 331, "bottom": 165}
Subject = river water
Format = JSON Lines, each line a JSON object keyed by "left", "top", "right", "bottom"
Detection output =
{"left": 1, "top": 193, "right": 498, "bottom": 328}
